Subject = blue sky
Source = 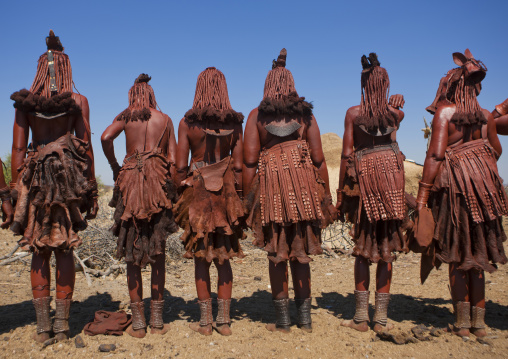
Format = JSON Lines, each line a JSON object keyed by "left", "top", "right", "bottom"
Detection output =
{"left": 0, "top": 0, "right": 506, "bottom": 184}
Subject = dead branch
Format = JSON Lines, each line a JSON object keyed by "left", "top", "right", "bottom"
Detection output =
{"left": 86, "top": 264, "right": 125, "bottom": 277}
{"left": 0, "top": 244, "right": 20, "bottom": 260}
{"left": 73, "top": 251, "right": 92, "bottom": 287}
{"left": 0, "top": 252, "right": 30, "bottom": 266}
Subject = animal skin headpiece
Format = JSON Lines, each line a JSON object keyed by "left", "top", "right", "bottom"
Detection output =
{"left": 452, "top": 49, "right": 487, "bottom": 84}
{"left": 361, "top": 53, "right": 381, "bottom": 73}
{"left": 426, "top": 49, "right": 485, "bottom": 115}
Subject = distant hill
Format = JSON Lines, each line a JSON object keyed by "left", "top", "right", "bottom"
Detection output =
{"left": 321, "top": 132, "right": 422, "bottom": 198}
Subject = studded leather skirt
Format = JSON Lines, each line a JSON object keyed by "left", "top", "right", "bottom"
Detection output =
{"left": 341, "top": 143, "right": 408, "bottom": 263}
{"left": 245, "top": 140, "right": 335, "bottom": 264}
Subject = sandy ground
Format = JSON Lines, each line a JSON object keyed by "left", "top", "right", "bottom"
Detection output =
{"left": 0, "top": 134, "right": 507, "bottom": 358}
{"left": 1, "top": 227, "right": 508, "bottom": 358}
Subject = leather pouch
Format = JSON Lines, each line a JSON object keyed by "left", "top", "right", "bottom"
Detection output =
{"left": 196, "top": 157, "right": 230, "bottom": 192}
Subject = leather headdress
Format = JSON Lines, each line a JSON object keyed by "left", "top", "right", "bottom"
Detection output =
{"left": 452, "top": 49, "right": 487, "bottom": 84}
{"left": 361, "top": 53, "right": 381, "bottom": 73}
{"left": 426, "top": 49, "right": 485, "bottom": 114}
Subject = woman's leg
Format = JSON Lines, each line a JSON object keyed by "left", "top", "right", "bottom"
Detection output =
{"left": 290, "top": 261, "right": 312, "bottom": 332}
{"left": 149, "top": 254, "right": 170, "bottom": 334}
{"left": 469, "top": 269, "right": 486, "bottom": 337}
{"left": 289, "top": 261, "right": 311, "bottom": 299}
{"left": 448, "top": 263, "right": 470, "bottom": 337}
{"left": 266, "top": 261, "right": 290, "bottom": 333}
{"left": 31, "top": 252, "right": 52, "bottom": 342}
{"left": 126, "top": 262, "right": 146, "bottom": 338}
{"left": 190, "top": 258, "right": 213, "bottom": 335}
{"left": 53, "top": 250, "right": 76, "bottom": 340}
{"left": 342, "top": 256, "right": 370, "bottom": 332}
{"left": 373, "top": 261, "right": 393, "bottom": 333}
{"left": 214, "top": 257, "right": 233, "bottom": 335}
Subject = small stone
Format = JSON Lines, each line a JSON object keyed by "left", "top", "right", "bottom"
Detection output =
{"left": 411, "top": 326, "right": 432, "bottom": 342}
{"left": 144, "top": 344, "right": 153, "bottom": 351}
{"left": 407, "top": 337, "right": 419, "bottom": 344}
{"left": 254, "top": 276, "right": 262, "bottom": 281}
{"left": 377, "top": 331, "right": 406, "bottom": 345}
{"left": 74, "top": 335, "right": 85, "bottom": 348}
{"left": 476, "top": 337, "right": 492, "bottom": 346}
{"left": 99, "top": 344, "right": 116, "bottom": 352}
{"left": 3, "top": 337, "right": 9, "bottom": 341}
{"left": 430, "top": 328, "right": 444, "bottom": 337}
{"left": 462, "top": 336, "right": 470, "bottom": 342}
{"left": 41, "top": 338, "right": 56, "bottom": 348}
{"left": 415, "top": 324, "right": 429, "bottom": 332}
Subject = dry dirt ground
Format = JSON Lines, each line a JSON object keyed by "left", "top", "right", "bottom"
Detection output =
{"left": 1, "top": 230, "right": 508, "bottom": 359}
{"left": 0, "top": 134, "right": 507, "bottom": 358}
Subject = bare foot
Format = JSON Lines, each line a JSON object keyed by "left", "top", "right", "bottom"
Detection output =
{"left": 266, "top": 323, "right": 290, "bottom": 333}
{"left": 189, "top": 322, "right": 212, "bottom": 336}
{"left": 150, "top": 324, "right": 170, "bottom": 335}
{"left": 444, "top": 324, "right": 469, "bottom": 338}
{"left": 373, "top": 322, "right": 394, "bottom": 333}
{"left": 341, "top": 320, "right": 369, "bottom": 332}
{"left": 126, "top": 324, "right": 147, "bottom": 338}
{"left": 32, "top": 331, "right": 51, "bottom": 343}
{"left": 298, "top": 324, "right": 312, "bottom": 333}
{"left": 213, "top": 323, "right": 232, "bottom": 336}
{"left": 54, "top": 332, "right": 70, "bottom": 341}
{"left": 470, "top": 328, "right": 487, "bottom": 338}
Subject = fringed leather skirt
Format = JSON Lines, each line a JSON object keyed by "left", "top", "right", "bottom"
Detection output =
{"left": 12, "top": 134, "right": 93, "bottom": 253}
{"left": 341, "top": 143, "right": 408, "bottom": 263}
{"left": 428, "top": 139, "right": 507, "bottom": 272}
{"left": 110, "top": 149, "right": 178, "bottom": 267}
{"left": 245, "top": 140, "right": 335, "bottom": 264}
{"left": 173, "top": 156, "right": 245, "bottom": 264}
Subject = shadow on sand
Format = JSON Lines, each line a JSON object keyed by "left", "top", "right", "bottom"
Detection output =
{"left": 316, "top": 291, "right": 508, "bottom": 330}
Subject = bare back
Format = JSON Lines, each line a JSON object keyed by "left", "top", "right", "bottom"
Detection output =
{"left": 183, "top": 122, "right": 241, "bottom": 164}
{"left": 101, "top": 107, "right": 177, "bottom": 182}
{"left": 420, "top": 104, "right": 502, "bottom": 186}
{"left": 12, "top": 93, "right": 93, "bottom": 181}
{"left": 175, "top": 119, "right": 243, "bottom": 188}
{"left": 26, "top": 93, "right": 87, "bottom": 145}
{"left": 348, "top": 105, "right": 400, "bottom": 150}
{"left": 255, "top": 111, "right": 310, "bottom": 150}
{"left": 243, "top": 107, "right": 330, "bottom": 194}
{"left": 124, "top": 109, "right": 171, "bottom": 156}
